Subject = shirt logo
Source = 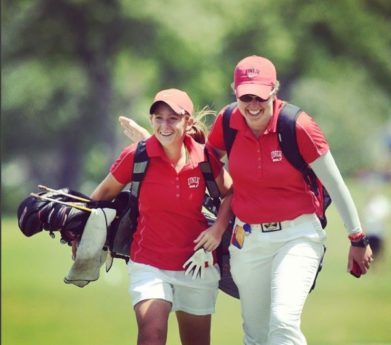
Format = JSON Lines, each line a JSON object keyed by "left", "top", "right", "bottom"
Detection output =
{"left": 188, "top": 176, "right": 200, "bottom": 189}
{"left": 271, "top": 150, "right": 282, "bottom": 162}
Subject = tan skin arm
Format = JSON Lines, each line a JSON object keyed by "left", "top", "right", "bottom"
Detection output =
{"left": 71, "top": 174, "right": 126, "bottom": 258}
{"left": 90, "top": 173, "right": 126, "bottom": 201}
{"left": 119, "top": 116, "right": 151, "bottom": 143}
{"left": 197, "top": 144, "right": 232, "bottom": 250}
{"left": 194, "top": 168, "right": 233, "bottom": 252}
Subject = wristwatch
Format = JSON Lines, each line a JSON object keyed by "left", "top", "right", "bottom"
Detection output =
{"left": 349, "top": 233, "right": 370, "bottom": 248}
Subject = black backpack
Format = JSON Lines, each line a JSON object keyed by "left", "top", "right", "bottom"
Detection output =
{"left": 109, "top": 140, "right": 239, "bottom": 298}
{"left": 222, "top": 102, "right": 332, "bottom": 229}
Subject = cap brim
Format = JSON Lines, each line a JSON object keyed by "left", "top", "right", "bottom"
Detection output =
{"left": 236, "top": 84, "right": 273, "bottom": 99}
{"left": 149, "top": 100, "right": 185, "bottom": 115}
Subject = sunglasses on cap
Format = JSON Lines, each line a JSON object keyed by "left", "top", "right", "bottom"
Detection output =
{"left": 239, "top": 94, "right": 271, "bottom": 103}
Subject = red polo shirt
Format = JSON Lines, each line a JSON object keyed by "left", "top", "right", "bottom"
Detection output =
{"left": 208, "top": 99, "right": 329, "bottom": 223}
{"left": 110, "top": 135, "right": 223, "bottom": 270}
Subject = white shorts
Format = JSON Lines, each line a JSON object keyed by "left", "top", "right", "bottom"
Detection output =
{"left": 128, "top": 260, "right": 220, "bottom": 315}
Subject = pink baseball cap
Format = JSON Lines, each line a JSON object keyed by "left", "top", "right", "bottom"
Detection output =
{"left": 149, "top": 88, "right": 194, "bottom": 116}
{"left": 234, "top": 56, "right": 277, "bottom": 99}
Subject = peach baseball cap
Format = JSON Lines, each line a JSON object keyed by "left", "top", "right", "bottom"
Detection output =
{"left": 149, "top": 88, "right": 194, "bottom": 116}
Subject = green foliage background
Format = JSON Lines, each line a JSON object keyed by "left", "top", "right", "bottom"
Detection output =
{"left": 2, "top": 0, "right": 391, "bottom": 214}
{"left": 3, "top": 180, "right": 391, "bottom": 345}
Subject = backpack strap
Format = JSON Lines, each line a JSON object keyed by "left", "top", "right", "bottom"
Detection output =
{"left": 129, "top": 140, "right": 150, "bottom": 221}
{"left": 199, "top": 149, "right": 221, "bottom": 199}
{"left": 200, "top": 148, "right": 221, "bottom": 215}
{"left": 131, "top": 140, "right": 221, "bottom": 215}
{"left": 277, "top": 103, "right": 319, "bottom": 195}
{"left": 131, "top": 140, "right": 222, "bottom": 216}
{"left": 107, "top": 140, "right": 150, "bottom": 261}
{"left": 130, "top": 140, "right": 149, "bottom": 199}
{"left": 222, "top": 102, "right": 238, "bottom": 157}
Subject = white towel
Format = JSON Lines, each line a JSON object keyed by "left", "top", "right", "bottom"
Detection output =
{"left": 64, "top": 208, "right": 116, "bottom": 287}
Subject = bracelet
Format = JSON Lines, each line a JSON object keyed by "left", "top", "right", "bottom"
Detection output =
{"left": 349, "top": 232, "right": 369, "bottom": 248}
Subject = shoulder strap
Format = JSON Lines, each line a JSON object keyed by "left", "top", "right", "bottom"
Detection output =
{"left": 222, "top": 102, "right": 238, "bottom": 157}
{"left": 199, "top": 149, "right": 221, "bottom": 199}
{"left": 130, "top": 140, "right": 150, "bottom": 199}
{"left": 277, "top": 103, "right": 318, "bottom": 194}
{"left": 199, "top": 148, "right": 221, "bottom": 215}
{"left": 107, "top": 140, "right": 150, "bottom": 261}
{"left": 203, "top": 101, "right": 236, "bottom": 213}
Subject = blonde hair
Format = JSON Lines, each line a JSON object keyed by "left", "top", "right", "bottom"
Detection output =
{"left": 186, "top": 106, "right": 216, "bottom": 144}
{"left": 271, "top": 80, "right": 280, "bottom": 96}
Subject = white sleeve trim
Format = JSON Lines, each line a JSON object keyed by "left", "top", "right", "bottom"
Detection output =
{"left": 310, "top": 151, "right": 362, "bottom": 234}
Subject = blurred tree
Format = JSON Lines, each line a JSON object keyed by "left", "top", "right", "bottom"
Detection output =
{"left": 213, "top": 0, "right": 391, "bottom": 173}
{"left": 2, "top": 0, "right": 390, "bottom": 213}
{"left": 216, "top": 0, "right": 390, "bottom": 98}
{"left": 2, "top": 0, "right": 160, "bottom": 189}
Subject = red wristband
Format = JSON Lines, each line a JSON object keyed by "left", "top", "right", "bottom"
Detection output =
{"left": 348, "top": 232, "right": 365, "bottom": 241}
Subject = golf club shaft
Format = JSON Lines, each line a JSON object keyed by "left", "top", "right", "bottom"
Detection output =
{"left": 31, "top": 193, "right": 92, "bottom": 212}
{"left": 38, "top": 185, "right": 91, "bottom": 202}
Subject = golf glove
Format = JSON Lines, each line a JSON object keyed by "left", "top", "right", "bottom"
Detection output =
{"left": 183, "top": 248, "right": 213, "bottom": 279}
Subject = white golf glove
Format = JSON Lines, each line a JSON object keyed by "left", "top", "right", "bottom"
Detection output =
{"left": 183, "top": 248, "right": 213, "bottom": 280}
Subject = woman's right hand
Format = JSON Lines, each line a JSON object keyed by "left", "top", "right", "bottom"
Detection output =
{"left": 193, "top": 222, "right": 225, "bottom": 253}
{"left": 119, "top": 116, "right": 151, "bottom": 143}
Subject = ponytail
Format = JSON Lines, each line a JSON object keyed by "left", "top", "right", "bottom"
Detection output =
{"left": 186, "top": 107, "right": 215, "bottom": 144}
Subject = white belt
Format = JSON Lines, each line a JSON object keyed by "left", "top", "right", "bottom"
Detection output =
{"left": 238, "top": 214, "right": 315, "bottom": 233}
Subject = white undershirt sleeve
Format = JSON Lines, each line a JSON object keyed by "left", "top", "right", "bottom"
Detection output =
{"left": 310, "top": 151, "right": 362, "bottom": 235}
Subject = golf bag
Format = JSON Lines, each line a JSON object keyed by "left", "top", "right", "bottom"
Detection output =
{"left": 17, "top": 187, "right": 131, "bottom": 249}
{"left": 16, "top": 144, "right": 240, "bottom": 297}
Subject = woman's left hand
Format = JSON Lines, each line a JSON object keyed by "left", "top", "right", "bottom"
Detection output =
{"left": 347, "top": 244, "right": 373, "bottom": 277}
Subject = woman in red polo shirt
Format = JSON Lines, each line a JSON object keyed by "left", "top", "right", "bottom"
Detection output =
{"left": 121, "top": 57, "right": 374, "bottom": 345}
{"left": 90, "top": 88, "right": 232, "bottom": 345}
{"left": 205, "top": 56, "right": 373, "bottom": 345}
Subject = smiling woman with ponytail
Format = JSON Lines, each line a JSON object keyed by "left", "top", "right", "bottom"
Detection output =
{"left": 90, "top": 88, "right": 233, "bottom": 345}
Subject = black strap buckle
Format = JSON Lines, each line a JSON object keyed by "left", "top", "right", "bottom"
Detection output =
{"left": 261, "top": 222, "right": 282, "bottom": 232}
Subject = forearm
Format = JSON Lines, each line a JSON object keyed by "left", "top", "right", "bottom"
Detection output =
{"left": 310, "top": 151, "right": 362, "bottom": 235}
{"left": 90, "top": 173, "right": 125, "bottom": 201}
{"left": 194, "top": 191, "right": 233, "bottom": 252}
{"left": 119, "top": 116, "right": 151, "bottom": 143}
{"left": 214, "top": 191, "right": 234, "bottom": 236}
{"left": 214, "top": 167, "right": 233, "bottom": 234}
{"left": 311, "top": 152, "right": 374, "bottom": 276}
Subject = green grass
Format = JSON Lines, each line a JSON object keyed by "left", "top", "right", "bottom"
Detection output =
{"left": 3, "top": 180, "right": 391, "bottom": 345}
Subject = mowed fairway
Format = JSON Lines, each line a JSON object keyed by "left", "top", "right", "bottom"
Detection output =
{"left": 2, "top": 180, "right": 391, "bottom": 345}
